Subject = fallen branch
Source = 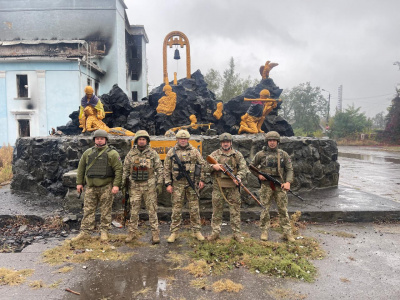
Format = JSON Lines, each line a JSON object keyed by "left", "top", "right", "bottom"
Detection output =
{"left": 65, "top": 288, "right": 80, "bottom": 295}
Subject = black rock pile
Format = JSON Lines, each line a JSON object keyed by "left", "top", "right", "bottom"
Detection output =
{"left": 57, "top": 70, "right": 293, "bottom": 136}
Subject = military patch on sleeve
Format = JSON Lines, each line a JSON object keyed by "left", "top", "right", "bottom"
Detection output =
{"left": 287, "top": 158, "right": 291, "bottom": 163}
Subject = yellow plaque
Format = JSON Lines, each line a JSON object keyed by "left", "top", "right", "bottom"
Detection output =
{"left": 130, "top": 140, "right": 202, "bottom": 160}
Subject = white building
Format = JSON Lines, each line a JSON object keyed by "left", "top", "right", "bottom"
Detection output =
{"left": 0, "top": 0, "right": 148, "bottom": 145}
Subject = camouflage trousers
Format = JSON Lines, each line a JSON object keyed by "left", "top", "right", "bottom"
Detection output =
{"left": 211, "top": 184, "right": 241, "bottom": 235}
{"left": 170, "top": 183, "right": 201, "bottom": 233}
{"left": 128, "top": 180, "right": 159, "bottom": 233}
{"left": 259, "top": 183, "right": 292, "bottom": 235}
{"left": 80, "top": 183, "right": 113, "bottom": 233}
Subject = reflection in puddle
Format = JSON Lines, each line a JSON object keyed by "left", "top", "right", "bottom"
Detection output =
{"left": 339, "top": 152, "right": 400, "bottom": 164}
{"left": 66, "top": 260, "right": 173, "bottom": 299}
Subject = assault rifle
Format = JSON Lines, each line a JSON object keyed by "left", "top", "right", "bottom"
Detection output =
{"left": 172, "top": 152, "right": 200, "bottom": 199}
{"left": 122, "top": 178, "right": 131, "bottom": 227}
{"left": 207, "top": 156, "right": 265, "bottom": 210}
{"left": 168, "top": 123, "right": 214, "bottom": 133}
{"left": 249, "top": 165, "right": 305, "bottom": 201}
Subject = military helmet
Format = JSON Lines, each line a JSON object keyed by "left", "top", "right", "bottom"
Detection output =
{"left": 176, "top": 129, "right": 190, "bottom": 139}
{"left": 93, "top": 129, "right": 108, "bottom": 140}
{"left": 219, "top": 133, "right": 232, "bottom": 142}
{"left": 134, "top": 130, "right": 150, "bottom": 144}
{"left": 265, "top": 131, "right": 280, "bottom": 142}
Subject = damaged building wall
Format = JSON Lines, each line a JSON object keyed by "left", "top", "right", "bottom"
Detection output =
{"left": 0, "top": 0, "right": 148, "bottom": 145}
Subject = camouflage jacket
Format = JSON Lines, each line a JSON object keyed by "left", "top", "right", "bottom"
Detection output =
{"left": 208, "top": 148, "right": 248, "bottom": 187}
{"left": 76, "top": 145, "right": 122, "bottom": 187}
{"left": 164, "top": 143, "right": 206, "bottom": 185}
{"left": 122, "top": 145, "right": 163, "bottom": 187}
{"left": 251, "top": 146, "right": 294, "bottom": 183}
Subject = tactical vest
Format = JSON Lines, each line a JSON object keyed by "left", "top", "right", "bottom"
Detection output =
{"left": 171, "top": 147, "right": 198, "bottom": 181}
{"left": 130, "top": 150, "right": 154, "bottom": 181}
{"left": 86, "top": 147, "right": 115, "bottom": 178}
{"left": 216, "top": 150, "right": 239, "bottom": 179}
{"left": 260, "top": 147, "right": 285, "bottom": 177}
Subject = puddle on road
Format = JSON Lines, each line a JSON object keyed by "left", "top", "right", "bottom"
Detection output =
{"left": 67, "top": 260, "right": 174, "bottom": 299}
{"left": 339, "top": 152, "right": 400, "bottom": 164}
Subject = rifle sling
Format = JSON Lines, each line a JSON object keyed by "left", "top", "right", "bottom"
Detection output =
{"left": 215, "top": 177, "right": 235, "bottom": 206}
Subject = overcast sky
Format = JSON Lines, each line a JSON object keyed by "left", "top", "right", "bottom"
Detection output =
{"left": 125, "top": 0, "right": 400, "bottom": 117}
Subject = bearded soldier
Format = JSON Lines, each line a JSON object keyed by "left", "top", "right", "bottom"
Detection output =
{"left": 73, "top": 129, "right": 122, "bottom": 242}
{"left": 207, "top": 133, "right": 247, "bottom": 243}
{"left": 122, "top": 130, "right": 163, "bottom": 244}
{"left": 164, "top": 130, "right": 206, "bottom": 243}
{"left": 250, "top": 131, "right": 295, "bottom": 242}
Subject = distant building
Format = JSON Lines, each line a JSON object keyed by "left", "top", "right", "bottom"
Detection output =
{"left": 0, "top": 0, "right": 148, "bottom": 145}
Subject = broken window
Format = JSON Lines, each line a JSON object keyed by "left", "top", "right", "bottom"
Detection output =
{"left": 16, "top": 75, "right": 28, "bottom": 98}
{"left": 131, "top": 71, "right": 139, "bottom": 81}
{"left": 18, "top": 119, "right": 30, "bottom": 137}
{"left": 87, "top": 78, "right": 92, "bottom": 86}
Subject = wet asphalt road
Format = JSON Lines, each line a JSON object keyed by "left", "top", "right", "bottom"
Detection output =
{"left": 0, "top": 146, "right": 400, "bottom": 299}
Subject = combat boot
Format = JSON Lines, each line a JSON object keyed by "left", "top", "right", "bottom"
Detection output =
{"left": 125, "top": 231, "right": 137, "bottom": 243}
{"left": 100, "top": 231, "right": 109, "bottom": 242}
{"left": 71, "top": 232, "right": 89, "bottom": 242}
{"left": 152, "top": 231, "right": 160, "bottom": 244}
{"left": 260, "top": 231, "right": 269, "bottom": 241}
{"left": 193, "top": 231, "right": 205, "bottom": 241}
{"left": 233, "top": 233, "right": 244, "bottom": 244}
{"left": 207, "top": 232, "right": 220, "bottom": 241}
{"left": 167, "top": 232, "right": 178, "bottom": 243}
{"left": 283, "top": 233, "right": 295, "bottom": 242}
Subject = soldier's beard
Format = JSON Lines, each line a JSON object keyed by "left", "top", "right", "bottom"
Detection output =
{"left": 222, "top": 146, "right": 231, "bottom": 151}
{"left": 138, "top": 145, "right": 146, "bottom": 151}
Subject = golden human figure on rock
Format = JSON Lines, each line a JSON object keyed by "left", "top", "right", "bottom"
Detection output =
{"left": 213, "top": 102, "right": 223, "bottom": 120}
{"left": 238, "top": 89, "right": 281, "bottom": 134}
{"left": 156, "top": 84, "right": 177, "bottom": 116}
{"left": 84, "top": 106, "right": 135, "bottom": 136}
{"left": 164, "top": 115, "right": 213, "bottom": 137}
{"left": 79, "top": 86, "right": 105, "bottom": 133}
{"left": 259, "top": 61, "right": 279, "bottom": 79}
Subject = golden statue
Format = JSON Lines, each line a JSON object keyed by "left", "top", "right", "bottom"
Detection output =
{"left": 213, "top": 102, "right": 223, "bottom": 120}
{"left": 84, "top": 106, "right": 135, "bottom": 136}
{"left": 79, "top": 86, "right": 105, "bottom": 133}
{"left": 238, "top": 89, "right": 281, "bottom": 134}
{"left": 164, "top": 115, "right": 213, "bottom": 136}
{"left": 156, "top": 84, "right": 177, "bottom": 116}
{"left": 259, "top": 61, "right": 279, "bottom": 79}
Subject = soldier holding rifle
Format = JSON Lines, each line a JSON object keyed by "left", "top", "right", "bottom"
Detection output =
{"left": 164, "top": 130, "right": 206, "bottom": 243}
{"left": 206, "top": 133, "right": 248, "bottom": 243}
{"left": 250, "top": 131, "right": 295, "bottom": 242}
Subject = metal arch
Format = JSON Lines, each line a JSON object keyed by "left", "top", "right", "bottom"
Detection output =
{"left": 163, "top": 31, "right": 191, "bottom": 84}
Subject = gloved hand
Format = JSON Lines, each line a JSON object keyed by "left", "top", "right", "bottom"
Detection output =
{"left": 156, "top": 184, "right": 163, "bottom": 196}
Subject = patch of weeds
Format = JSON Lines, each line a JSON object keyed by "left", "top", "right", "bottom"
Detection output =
{"left": 183, "top": 260, "right": 210, "bottom": 277}
{"left": 212, "top": 279, "right": 243, "bottom": 293}
{"left": 0, "top": 144, "right": 13, "bottom": 184}
{"left": 188, "top": 236, "right": 324, "bottom": 282}
{"left": 190, "top": 278, "right": 209, "bottom": 290}
{"left": 290, "top": 211, "right": 306, "bottom": 235}
{"left": 55, "top": 266, "right": 74, "bottom": 273}
{"left": 268, "top": 287, "right": 307, "bottom": 300}
{"left": 165, "top": 251, "right": 188, "bottom": 269}
{"left": 42, "top": 234, "right": 143, "bottom": 265}
{"left": 29, "top": 280, "right": 46, "bottom": 289}
{"left": 132, "top": 287, "right": 151, "bottom": 297}
{"left": 333, "top": 231, "right": 356, "bottom": 238}
{"left": 0, "top": 268, "right": 34, "bottom": 286}
{"left": 48, "top": 280, "right": 62, "bottom": 288}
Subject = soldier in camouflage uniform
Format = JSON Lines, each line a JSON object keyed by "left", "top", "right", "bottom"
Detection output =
{"left": 207, "top": 133, "right": 248, "bottom": 243}
{"left": 73, "top": 129, "right": 122, "bottom": 242}
{"left": 250, "top": 131, "right": 295, "bottom": 242}
{"left": 122, "top": 130, "right": 163, "bottom": 244}
{"left": 164, "top": 130, "right": 206, "bottom": 243}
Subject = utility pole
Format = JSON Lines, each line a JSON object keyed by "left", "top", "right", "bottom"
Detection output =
{"left": 337, "top": 85, "right": 343, "bottom": 112}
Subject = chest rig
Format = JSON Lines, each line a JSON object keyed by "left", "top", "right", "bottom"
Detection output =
{"left": 130, "top": 149, "right": 152, "bottom": 181}
{"left": 261, "top": 148, "right": 285, "bottom": 177}
{"left": 86, "top": 147, "right": 114, "bottom": 178}
{"left": 171, "top": 147, "right": 201, "bottom": 181}
{"left": 217, "top": 150, "right": 239, "bottom": 179}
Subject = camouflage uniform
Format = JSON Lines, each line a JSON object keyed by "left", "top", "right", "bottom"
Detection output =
{"left": 208, "top": 148, "right": 247, "bottom": 235}
{"left": 122, "top": 145, "right": 163, "bottom": 235}
{"left": 76, "top": 145, "right": 122, "bottom": 234}
{"left": 251, "top": 146, "right": 294, "bottom": 235}
{"left": 164, "top": 144, "right": 206, "bottom": 233}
